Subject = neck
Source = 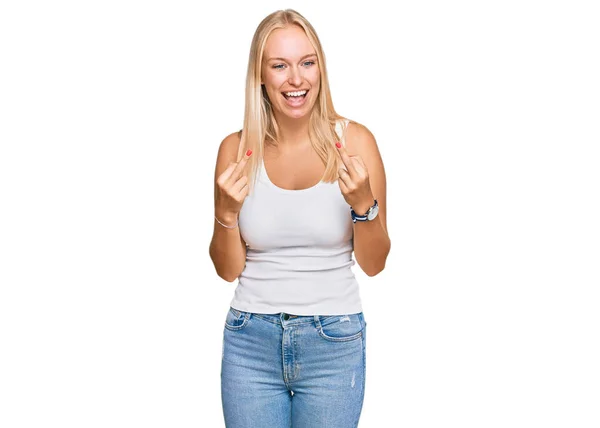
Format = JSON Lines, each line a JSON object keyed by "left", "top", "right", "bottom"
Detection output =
{"left": 273, "top": 112, "right": 311, "bottom": 148}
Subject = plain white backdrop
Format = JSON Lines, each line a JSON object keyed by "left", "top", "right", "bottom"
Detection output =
{"left": 1, "top": 0, "right": 599, "bottom": 426}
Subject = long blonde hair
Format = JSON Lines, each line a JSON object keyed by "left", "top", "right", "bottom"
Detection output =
{"left": 237, "top": 9, "right": 347, "bottom": 193}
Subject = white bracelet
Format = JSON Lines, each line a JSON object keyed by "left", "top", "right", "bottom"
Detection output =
{"left": 215, "top": 215, "right": 239, "bottom": 229}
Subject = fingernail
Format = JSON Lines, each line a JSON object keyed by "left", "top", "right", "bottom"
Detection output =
{"left": 335, "top": 142, "right": 342, "bottom": 149}
{"left": 246, "top": 149, "right": 253, "bottom": 156}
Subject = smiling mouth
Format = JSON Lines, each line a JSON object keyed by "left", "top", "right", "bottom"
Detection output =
{"left": 282, "top": 90, "right": 309, "bottom": 99}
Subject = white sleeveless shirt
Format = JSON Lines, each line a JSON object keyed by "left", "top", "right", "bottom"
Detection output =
{"left": 229, "top": 119, "right": 362, "bottom": 315}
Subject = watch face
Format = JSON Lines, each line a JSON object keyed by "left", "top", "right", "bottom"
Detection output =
{"left": 367, "top": 204, "right": 379, "bottom": 221}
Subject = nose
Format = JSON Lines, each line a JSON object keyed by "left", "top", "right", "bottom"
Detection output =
{"left": 287, "top": 66, "right": 303, "bottom": 87}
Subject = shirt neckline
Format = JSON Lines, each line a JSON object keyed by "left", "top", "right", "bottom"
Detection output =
{"left": 260, "top": 159, "right": 326, "bottom": 193}
{"left": 259, "top": 118, "right": 347, "bottom": 193}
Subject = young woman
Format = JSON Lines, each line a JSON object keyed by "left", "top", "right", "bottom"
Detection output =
{"left": 209, "top": 9, "right": 390, "bottom": 427}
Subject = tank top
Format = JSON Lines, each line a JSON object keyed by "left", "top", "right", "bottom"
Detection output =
{"left": 229, "top": 119, "right": 363, "bottom": 315}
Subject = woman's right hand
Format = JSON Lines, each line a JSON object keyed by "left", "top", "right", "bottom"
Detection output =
{"left": 215, "top": 149, "right": 253, "bottom": 223}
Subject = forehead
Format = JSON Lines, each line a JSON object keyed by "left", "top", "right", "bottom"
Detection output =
{"left": 263, "top": 25, "right": 315, "bottom": 60}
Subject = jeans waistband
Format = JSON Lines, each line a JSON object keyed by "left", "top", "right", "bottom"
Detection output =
{"left": 231, "top": 307, "right": 362, "bottom": 327}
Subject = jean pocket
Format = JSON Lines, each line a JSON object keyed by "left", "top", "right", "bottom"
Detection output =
{"left": 224, "top": 307, "right": 251, "bottom": 331}
{"left": 316, "top": 313, "right": 365, "bottom": 342}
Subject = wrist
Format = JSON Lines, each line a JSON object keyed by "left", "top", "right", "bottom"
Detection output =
{"left": 352, "top": 199, "right": 374, "bottom": 216}
{"left": 351, "top": 198, "right": 379, "bottom": 223}
{"left": 215, "top": 210, "right": 238, "bottom": 224}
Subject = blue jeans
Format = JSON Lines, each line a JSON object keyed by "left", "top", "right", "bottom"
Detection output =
{"left": 221, "top": 307, "right": 367, "bottom": 427}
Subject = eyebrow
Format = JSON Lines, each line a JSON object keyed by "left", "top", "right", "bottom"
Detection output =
{"left": 266, "top": 53, "right": 317, "bottom": 62}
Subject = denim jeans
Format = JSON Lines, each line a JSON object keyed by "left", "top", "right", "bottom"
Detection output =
{"left": 221, "top": 307, "right": 367, "bottom": 428}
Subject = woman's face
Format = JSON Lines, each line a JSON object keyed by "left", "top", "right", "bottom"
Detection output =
{"left": 261, "top": 25, "right": 320, "bottom": 120}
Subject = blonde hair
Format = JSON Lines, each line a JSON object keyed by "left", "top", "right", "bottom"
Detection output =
{"left": 237, "top": 9, "right": 347, "bottom": 193}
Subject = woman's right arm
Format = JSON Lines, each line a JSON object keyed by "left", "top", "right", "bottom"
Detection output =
{"left": 209, "top": 132, "right": 252, "bottom": 282}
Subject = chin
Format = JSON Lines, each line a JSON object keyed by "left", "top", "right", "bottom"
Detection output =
{"left": 284, "top": 109, "right": 310, "bottom": 119}
{"left": 279, "top": 103, "right": 315, "bottom": 120}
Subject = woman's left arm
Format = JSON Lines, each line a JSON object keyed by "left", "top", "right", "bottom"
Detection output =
{"left": 337, "top": 122, "right": 391, "bottom": 276}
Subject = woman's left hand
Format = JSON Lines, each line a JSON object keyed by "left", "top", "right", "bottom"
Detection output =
{"left": 336, "top": 142, "right": 375, "bottom": 215}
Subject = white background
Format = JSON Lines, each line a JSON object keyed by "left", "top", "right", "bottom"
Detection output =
{"left": 1, "top": 0, "right": 599, "bottom": 427}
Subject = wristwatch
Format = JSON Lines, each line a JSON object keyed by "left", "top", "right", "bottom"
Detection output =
{"left": 351, "top": 199, "right": 379, "bottom": 223}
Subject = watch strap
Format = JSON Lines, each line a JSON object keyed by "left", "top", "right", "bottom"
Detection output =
{"left": 351, "top": 199, "right": 378, "bottom": 223}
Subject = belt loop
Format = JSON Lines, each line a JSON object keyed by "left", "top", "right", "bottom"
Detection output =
{"left": 313, "top": 314, "right": 321, "bottom": 329}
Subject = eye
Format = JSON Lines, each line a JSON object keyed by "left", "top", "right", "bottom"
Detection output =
{"left": 303, "top": 60, "right": 315, "bottom": 67}
{"left": 272, "top": 64, "right": 285, "bottom": 69}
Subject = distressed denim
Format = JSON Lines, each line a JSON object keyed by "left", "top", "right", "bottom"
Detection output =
{"left": 221, "top": 307, "right": 367, "bottom": 427}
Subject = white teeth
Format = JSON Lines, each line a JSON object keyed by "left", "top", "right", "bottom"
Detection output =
{"left": 284, "top": 90, "right": 307, "bottom": 97}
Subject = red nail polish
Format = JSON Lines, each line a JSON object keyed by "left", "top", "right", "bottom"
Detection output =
{"left": 335, "top": 142, "right": 342, "bottom": 148}
{"left": 246, "top": 149, "right": 253, "bottom": 156}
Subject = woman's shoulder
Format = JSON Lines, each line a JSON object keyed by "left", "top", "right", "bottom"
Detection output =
{"left": 220, "top": 129, "right": 242, "bottom": 147}
{"left": 343, "top": 119, "right": 377, "bottom": 152}
{"left": 336, "top": 117, "right": 373, "bottom": 136}
{"left": 217, "top": 129, "right": 243, "bottom": 160}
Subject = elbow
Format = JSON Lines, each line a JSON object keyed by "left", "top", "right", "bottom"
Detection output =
{"left": 213, "top": 263, "right": 242, "bottom": 283}
{"left": 219, "top": 272, "right": 239, "bottom": 283}
{"left": 214, "top": 264, "right": 241, "bottom": 282}
{"left": 209, "top": 247, "right": 241, "bottom": 283}
{"left": 365, "top": 261, "right": 386, "bottom": 277}
{"left": 363, "top": 240, "right": 391, "bottom": 277}
{"left": 360, "top": 257, "right": 387, "bottom": 277}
